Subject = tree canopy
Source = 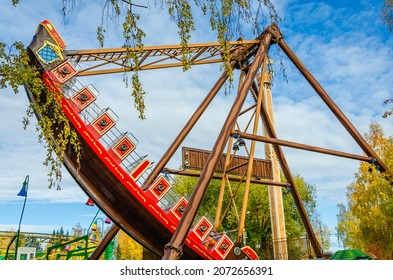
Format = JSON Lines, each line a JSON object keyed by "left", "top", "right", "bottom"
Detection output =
{"left": 337, "top": 123, "right": 393, "bottom": 259}
{"left": 116, "top": 230, "right": 143, "bottom": 260}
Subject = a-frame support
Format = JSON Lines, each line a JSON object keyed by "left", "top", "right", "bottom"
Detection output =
{"left": 274, "top": 30, "right": 387, "bottom": 173}
{"left": 162, "top": 29, "right": 274, "bottom": 260}
{"left": 160, "top": 22, "right": 388, "bottom": 260}
{"left": 85, "top": 23, "right": 387, "bottom": 260}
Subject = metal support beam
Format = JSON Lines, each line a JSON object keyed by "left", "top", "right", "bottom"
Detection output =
{"left": 162, "top": 32, "right": 273, "bottom": 260}
{"left": 236, "top": 132, "right": 372, "bottom": 163}
{"left": 88, "top": 224, "right": 120, "bottom": 260}
{"left": 260, "top": 59, "right": 288, "bottom": 260}
{"left": 214, "top": 137, "right": 235, "bottom": 229}
{"left": 250, "top": 79, "right": 323, "bottom": 258}
{"left": 66, "top": 40, "right": 260, "bottom": 76}
{"left": 162, "top": 169, "right": 289, "bottom": 187}
{"left": 274, "top": 33, "right": 387, "bottom": 173}
{"left": 237, "top": 60, "right": 264, "bottom": 244}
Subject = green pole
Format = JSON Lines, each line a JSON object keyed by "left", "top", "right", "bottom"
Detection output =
{"left": 15, "top": 175, "right": 29, "bottom": 260}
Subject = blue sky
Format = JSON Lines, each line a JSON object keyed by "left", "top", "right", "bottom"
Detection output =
{"left": 1, "top": 0, "right": 393, "bottom": 253}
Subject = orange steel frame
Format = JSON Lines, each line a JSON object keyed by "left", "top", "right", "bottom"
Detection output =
{"left": 64, "top": 23, "right": 387, "bottom": 260}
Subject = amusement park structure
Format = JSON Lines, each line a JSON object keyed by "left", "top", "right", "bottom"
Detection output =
{"left": 25, "top": 20, "right": 387, "bottom": 260}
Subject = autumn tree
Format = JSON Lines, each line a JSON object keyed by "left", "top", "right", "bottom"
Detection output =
{"left": 1, "top": 0, "right": 278, "bottom": 188}
{"left": 337, "top": 123, "right": 393, "bottom": 259}
{"left": 116, "top": 230, "right": 143, "bottom": 260}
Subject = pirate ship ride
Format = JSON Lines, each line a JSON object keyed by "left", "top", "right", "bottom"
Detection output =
{"left": 25, "top": 20, "right": 386, "bottom": 260}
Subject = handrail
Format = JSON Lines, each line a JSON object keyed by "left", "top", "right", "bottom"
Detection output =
{"left": 45, "top": 235, "right": 88, "bottom": 260}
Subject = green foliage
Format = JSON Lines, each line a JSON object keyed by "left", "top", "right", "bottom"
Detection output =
{"left": 167, "top": 0, "right": 195, "bottom": 71}
{"left": 173, "top": 172, "right": 329, "bottom": 258}
{"left": 337, "top": 123, "right": 393, "bottom": 259}
{"left": 0, "top": 43, "right": 81, "bottom": 189}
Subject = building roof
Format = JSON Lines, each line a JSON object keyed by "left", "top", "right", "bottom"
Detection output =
{"left": 329, "top": 249, "right": 373, "bottom": 260}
